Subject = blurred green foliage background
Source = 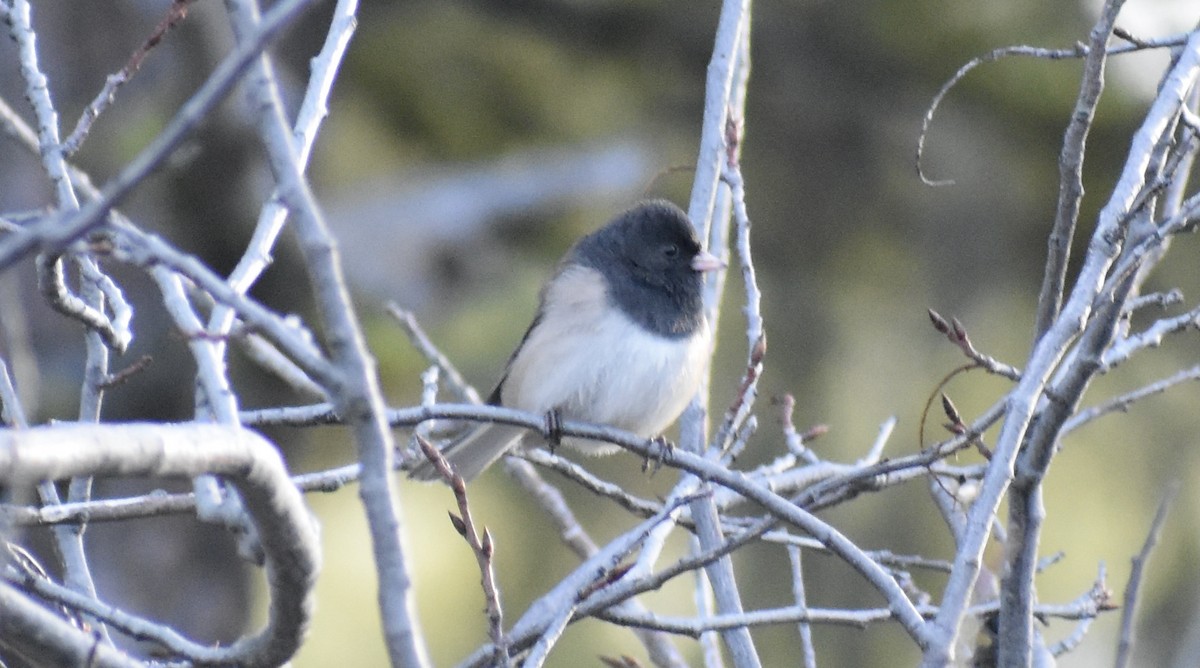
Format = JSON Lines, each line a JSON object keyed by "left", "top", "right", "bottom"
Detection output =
{"left": 2, "top": 0, "right": 1199, "bottom": 666}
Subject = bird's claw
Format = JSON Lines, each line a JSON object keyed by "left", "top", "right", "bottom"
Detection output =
{"left": 542, "top": 408, "right": 564, "bottom": 453}
{"left": 642, "top": 436, "right": 674, "bottom": 475}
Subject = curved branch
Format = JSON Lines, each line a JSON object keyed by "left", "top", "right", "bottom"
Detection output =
{"left": 916, "top": 32, "right": 1190, "bottom": 187}
{"left": 0, "top": 424, "right": 319, "bottom": 667}
{"left": 223, "top": 0, "right": 424, "bottom": 663}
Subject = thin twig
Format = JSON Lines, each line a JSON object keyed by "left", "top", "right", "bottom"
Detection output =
{"left": 1035, "top": 0, "right": 1126, "bottom": 338}
{"left": 1123, "top": 289, "right": 1184, "bottom": 315}
{"left": 499, "top": 459, "right": 690, "bottom": 668}
{"left": 415, "top": 436, "right": 509, "bottom": 666}
{"left": 1115, "top": 481, "right": 1180, "bottom": 668}
{"left": 6, "top": 0, "right": 130, "bottom": 353}
{"left": 928, "top": 309, "right": 1021, "bottom": 380}
{"left": 916, "top": 30, "right": 1189, "bottom": 186}
{"left": 0, "top": 358, "right": 30, "bottom": 427}
{"left": 787, "top": 546, "right": 817, "bottom": 668}
{"left": 460, "top": 493, "right": 709, "bottom": 667}
{"left": 712, "top": 148, "right": 765, "bottom": 458}
{"left": 775, "top": 394, "right": 824, "bottom": 464}
{"left": 0, "top": 0, "right": 325, "bottom": 270}
{"left": 387, "top": 302, "right": 481, "bottom": 404}
{"left": 595, "top": 588, "right": 1116, "bottom": 638}
{"left": 62, "top": 0, "right": 199, "bottom": 156}
{"left": 150, "top": 265, "right": 264, "bottom": 563}
{"left": 112, "top": 226, "right": 339, "bottom": 388}
{"left": 1101, "top": 304, "right": 1200, "bottom": 369}
{"left": 205, "top": 0, "right": 359, "bottom": 376}
{"left": 1062, "top": 364, "right": 1200, "bottom": 434}
{"left": 520, "top": 449, "right": 665, "bottom": 518}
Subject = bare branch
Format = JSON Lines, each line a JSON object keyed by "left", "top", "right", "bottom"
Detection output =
{"left": 150, "top": 265, "right": 263, "bottom": 564}
{"left": 595, "top": 587, "right": 1116, "bottom": 638}
{"left": 916, "top": 31, "right": 1189, "bottom": 187}
{"left": 236, "top": 333, "right": 329, "bottom": 401}
{"left": 676, "top": 7, "right": 764, "bottom": 666}
{"left": 461, "top": 494, "right": 706, "bottom": 667}
{"left": 0, "top": 581, "right": 141, "bottom": 668}
{"left": 1063, "top": 364, "right": 1200, "bottom": 434}
{"left": 502, "top": 457, "right": 688, "bottom": 668}
{"left": 35, "top": 254, "right": 131, "bottom": 353}
{"left": 0, "top": 357, "right": 30, "bottom": 428}
{"left": 775, "top": 394, "right": 825, "bottom": 464}
{"left": 786, "top": 546, "right": 818, "bottom": 668}
{"left": 520, "top": 449, "right": 665, "bottom": 518}
{"left": 711, "top": 150, "right": 765, "bottom": 458}
{"left": 927, "top": 309, "right": 1021, "bottom": 380}
{"left": 686, "top": 0, "right": 750, "bottom": 239}
{"left": 1115, "top": 481, "right": 1180, "bottom": 668}
{"left": 923, "top": 28, "right": 1200, "bottom": 667}
{"left": 0, "top": 0, "right": 325, "bottom": 270}
{"left": 61, "top": 0, "right": 199, "bottom": 156}
{"left": 415, "top": 435, "right": 509, "bottom": 665}
{"left": 0, "top": 424, "right": 319, "bottom": 667}
{"left": 1102, "top": 304, "right": 1200, "bottom": 369}
{"left": 1035, "top": 0, "right": 1126, "bottom": 338}
{"left": 387, "top": 302, "right": 482, "bottom": 404}
{"left": 521, "top": 596, "right": 578, "bottom": 668}
{"left": 205, "top": 0, "right": 359, "bottom": 367}
{"left": 112, "top": 225, "right": 339, "bottom": 387}
{"left": 6, "top": 0, "right": 131, "bottom": 353}
{"left": 223, "top": 1, "right": 425, "bottom": 663}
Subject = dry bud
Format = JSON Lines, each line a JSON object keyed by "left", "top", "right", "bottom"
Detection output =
{"left": 940, "top": 393, "right": 962, "bottom": 426}
{"left": 801, "top": 423, "right": 830, "bottom": 442}
{"left": 928, "top": 308, "right": 951, "bottom": 335}
{"left": 447, "top": 511, "right": 467, "bottom": 537}
{"left": 951, "top": 317, "right": 973, "bottom": 349}
{"left": 481, "top": 528, "right": 495, "bottom": 558}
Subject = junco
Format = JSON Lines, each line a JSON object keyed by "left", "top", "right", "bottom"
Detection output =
{"left": 410, "top": 200, "right": 723, "bottom": 482}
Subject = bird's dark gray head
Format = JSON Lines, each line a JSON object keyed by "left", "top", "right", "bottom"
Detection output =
{"left": 573, "top": 200, "right": 711, "bottom": 338}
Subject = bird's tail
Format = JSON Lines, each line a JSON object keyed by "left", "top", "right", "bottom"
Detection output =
{"left": 407, "top": 423, "right": 527, "bottom": 482}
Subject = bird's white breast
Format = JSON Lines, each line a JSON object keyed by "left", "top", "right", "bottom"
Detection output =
{"left": 502, "top": 264, "right": 711, "bottom": 454}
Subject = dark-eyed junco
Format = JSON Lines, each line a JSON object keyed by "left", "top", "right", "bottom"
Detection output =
{"left": 410, "top": 200, "right": 723, "bottom": 482}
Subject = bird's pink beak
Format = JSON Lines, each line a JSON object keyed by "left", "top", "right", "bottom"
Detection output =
{"left": 691, "top": 251, "right": 725, "bottom": 273}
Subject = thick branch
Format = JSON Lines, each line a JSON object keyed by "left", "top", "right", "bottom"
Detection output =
{"left": 223, "top": 1, "right": 426, "bottom": 664}
{"left": 0, "top": 423, "right": 319, "bottom": 667}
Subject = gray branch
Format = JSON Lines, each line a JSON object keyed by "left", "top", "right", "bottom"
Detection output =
{"left": 0, "top": 423, "right": 319, "bottom": 667}
{"left": 223, "top": 1, "right": 427, "bottom": 664}
{"left": 0, "top": 0, "right": 324, "bottom": 270}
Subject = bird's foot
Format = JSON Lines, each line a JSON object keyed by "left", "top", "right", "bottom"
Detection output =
{"left": 542, "top": 408, "right": 564, "bottom": 453}
{"left": 642, "top": 435, "right": 674, "bottom": 475}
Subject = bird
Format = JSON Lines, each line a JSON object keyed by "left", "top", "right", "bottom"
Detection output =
{"left": 409, "top": 200, "right": 724, "bottom": 482}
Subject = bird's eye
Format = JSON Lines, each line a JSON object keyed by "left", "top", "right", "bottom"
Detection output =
{"left": 663, "top": 244, "right": 679, "bottom": 258}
